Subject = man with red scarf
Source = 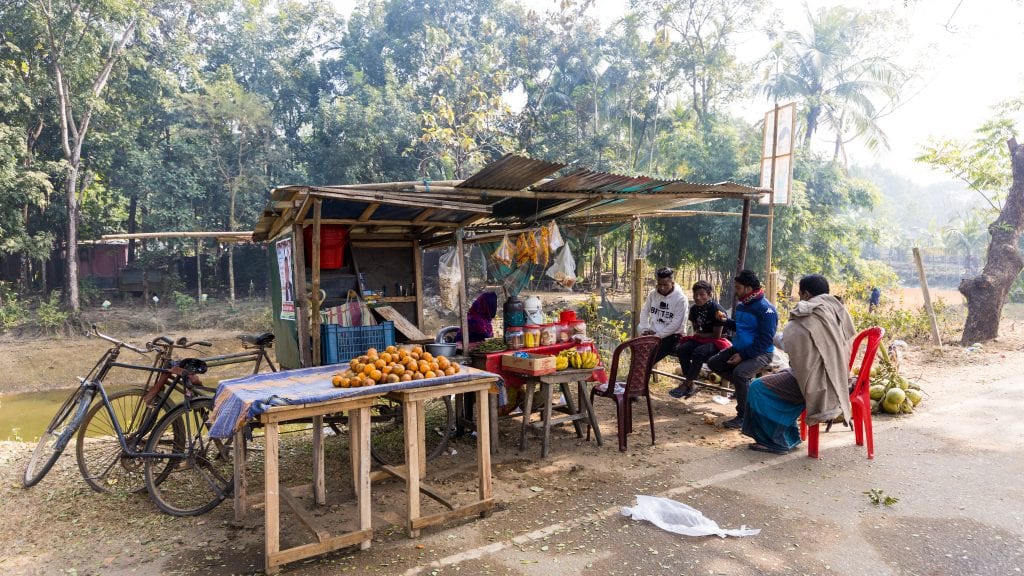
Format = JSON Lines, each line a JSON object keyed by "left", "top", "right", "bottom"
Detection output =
{"left": 708, "top": 270, "right": 777, "bottom": 430}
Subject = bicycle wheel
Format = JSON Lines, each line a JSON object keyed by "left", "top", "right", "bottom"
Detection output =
{"left": 23, "top": 385, "right": 95, "bottom": 488}
{"left": 144, "top": 398, "right": 233, "bottom": 516}
{"left": 75, "top": 388, "right": 177, "bottom": 496}
{"left": 369, "top": 395, "right": 453, "bottom": 466}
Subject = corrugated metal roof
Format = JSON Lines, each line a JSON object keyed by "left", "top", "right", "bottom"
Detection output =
{"left": 457, "top": 153, "right": 566, "bottom": 190}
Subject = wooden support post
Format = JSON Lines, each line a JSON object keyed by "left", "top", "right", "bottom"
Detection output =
{"left": 913, "top": 247, "right": 943, "bottom": 347}
{"left": 196, "top": 238, "right": 202, "bottom": 301}
{"left": 312, "top": 415, "right": 325, "bottom": 505}
{"left": 356, "top": 406, "right": 371, "bottom": 550}
{"left": 736, "top": 197, "right": 751, "bottom": 275}
{"left": 456, "top": 229, "right": 470, "bottom": 355}
{"left": 233, "top": 428, "right": 247, "bottom": 525}
{"left": 476, "top": 387, "right": 492, "bottom": 508}
{"left": 629, "top": 217, "right": 641, "bottom": 337}
{"left": 632, "top": 258, "right": 643, "bottom": 338}
{"left": 292, "top": 224, "right": 311, "bottom": 367}
{"left": 413, "top": 239, "right": 424, "bottom": 330}
{"left": 264, "top": 422, "right": 280, "bottom": 573}
{"left": 312, "top": 199, "right": 322, "bottom": 366}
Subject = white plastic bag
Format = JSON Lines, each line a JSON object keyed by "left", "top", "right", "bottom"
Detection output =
{"left": 547, "top": 221, "right": 564, "bottom": 251}
{"left": 545, "top": 245, "right": 576, "bottom": 288}
{"left": 438, "top": 247, "right": 462, "bottom": 312}
{"left": 621, "top": 495, "right": 761, "bottom": 538}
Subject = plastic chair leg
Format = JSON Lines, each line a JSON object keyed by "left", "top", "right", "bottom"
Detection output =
{"left": 799, "top": 411, "right": 808, "bottom": 441}
{"left": 863, "top": 411, "right": 874, "bottom": 460}
{"left": 807, "top": 423, "right": 820, "bottom": 458}
{"left": 615, "top": 396, "right": 628, "bottom": 452}
{"left": 646, "top": 395, "right": 656, "bottom": 445}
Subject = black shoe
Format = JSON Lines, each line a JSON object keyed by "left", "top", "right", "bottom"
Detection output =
{"left": 681, "top": 383, "right": 700, "bottom": 399}
{"left": 668, "top": 385, "right": 689, "bottom": 399}
{"left": 722, "top": 416, "right": 744, "bottom": 429}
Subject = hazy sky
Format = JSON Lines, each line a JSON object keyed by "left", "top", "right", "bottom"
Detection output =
{"left": 331, "top": 0, "right": 1024, "bottom": 186}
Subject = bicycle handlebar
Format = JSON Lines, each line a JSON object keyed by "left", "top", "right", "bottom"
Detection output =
{"left": 88, "top": 324, "right": 150, "bottom": 355}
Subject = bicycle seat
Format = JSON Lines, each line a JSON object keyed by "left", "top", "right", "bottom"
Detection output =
{"left": 177, "top": 357, "right": 209, "bottom": 375}
{"left": 238, "top": 332, "right": 275, "bottom": 346}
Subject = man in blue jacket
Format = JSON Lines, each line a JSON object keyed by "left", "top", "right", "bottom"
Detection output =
{"left": 708, "top": 270, "right": 777, "bottom": 429}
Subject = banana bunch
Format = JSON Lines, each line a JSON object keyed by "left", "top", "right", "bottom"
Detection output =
{"left": 563, "top": 349, "right": 598, "bottom": 369}
{"left": 555, "top": 354, "right": 569, "bottom": 370}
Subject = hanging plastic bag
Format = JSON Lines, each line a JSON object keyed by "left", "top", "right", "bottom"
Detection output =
{"left": 515, "top": 232, "right": 538, "bottom": 266}
{"left": 621, "top": 496, "right": 761, "bottom": 538}
{"left": 537, "top": 227, "right": 551, "bottom": 268}
{"left": 545, "top": 245, "right": 576, "bottom": 289}
{"left": 547, "top": 220, "right": 564, "bottom": 251}
{"left": 438, "top": 247, "right": 462, "bottom": 312}
{"left": 492, "top": 234, "right": 514, "bottom": 267}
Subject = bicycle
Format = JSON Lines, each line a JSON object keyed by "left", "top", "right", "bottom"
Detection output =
{"left": 24, "top": 327, "right": 233, "bottom": 516}
{"left": 75, "top": 330, "right": 277, "bottom": 497}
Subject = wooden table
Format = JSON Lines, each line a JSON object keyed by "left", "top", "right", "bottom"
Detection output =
{"left": 232, "top": 394, "right": 379, "bottom": 575}
{"left": 371, "top": 377, "right": 496, "bottom": 537}
{"left": 519, "top": 368, "right": 603, "bottom": 458}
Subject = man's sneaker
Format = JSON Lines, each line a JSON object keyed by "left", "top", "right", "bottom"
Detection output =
{"left": 722, "top": 416, "right": 744, "bottom": 429}
{"left": 668, "top": 385, "right": 689, "bottom": 399}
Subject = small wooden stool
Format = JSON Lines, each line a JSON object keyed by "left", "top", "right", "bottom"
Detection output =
{"left": 519, "top": 368, "right": 603, "bottom": 458}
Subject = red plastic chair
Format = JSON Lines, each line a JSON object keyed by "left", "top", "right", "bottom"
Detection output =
{"left": 800, "top": 326, "right": 885, "bottom": 459}
{"left": 587, "top": 336, "right": 661, "bottom": 452}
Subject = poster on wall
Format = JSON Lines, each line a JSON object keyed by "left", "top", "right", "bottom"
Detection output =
{"left": 277, "top": 238, "right": 295, "bottom": 320}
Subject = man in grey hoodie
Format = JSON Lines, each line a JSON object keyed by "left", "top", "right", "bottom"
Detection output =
{"left": 742, "top": 274, "right": 855, "bottom": 454}
{"left": 638, "top": 267, "right": 690, "bottom": 363}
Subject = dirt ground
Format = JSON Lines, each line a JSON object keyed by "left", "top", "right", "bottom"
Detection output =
{"left": 0, "top": 296, "right": 1020, "bottom": 575}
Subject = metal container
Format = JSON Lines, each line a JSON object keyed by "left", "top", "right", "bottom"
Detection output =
{"left": 425, "top": 342, "right": 457, "bottom": 357}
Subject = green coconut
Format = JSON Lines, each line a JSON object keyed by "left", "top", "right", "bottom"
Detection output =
{"left": 869, "top": 385, "right": 887, "bottom": 400}
{"left": 900, "top": 398, "right": 914, "bottom": 414}
{"left": 881, "top": 400, "right": 901, "bottom": 414}
{"left": 905, "top": 388, "right": 923, "bottom": 406}
{"left": 884, "top": 387, "right": 906, "bottom": 405}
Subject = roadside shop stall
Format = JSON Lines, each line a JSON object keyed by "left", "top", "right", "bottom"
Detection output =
{"left": 224, "top": 154, "right": 766, "bottom": 571}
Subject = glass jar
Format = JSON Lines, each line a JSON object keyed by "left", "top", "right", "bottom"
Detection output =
{"left": 505, "top": 328, "right": 524, "bottom": 350}
{"left": 572, "top": 320, "right": 588, "bottom": 338}
{"left": 523, "top": 324, "right": 540, "bottom": 348}
{"left": 540, "top": 323, "right": 559, "bottom": 346}
{"left": 557, "top": 322, "right": 571, "bottom": 343}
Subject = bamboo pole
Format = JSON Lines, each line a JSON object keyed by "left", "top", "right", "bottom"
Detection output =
{"left": 765, "top": 103, "right": 779, "bottom": 305}
{"left": 913, "top": 247, "right": 943, "bottom": 347}
{"left": 292, "top": 223, "right": 311, "bottom": 367}
{"left": 456, "top": 230, "right": 470, "bottom": 355}
{"left": 312, "top": 199, "right": 323, "bottom": 366}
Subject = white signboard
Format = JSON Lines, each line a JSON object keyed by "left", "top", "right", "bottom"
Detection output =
{"left": 276, "top": 238, "right": 295, "bottom": 320}
{"left": 760, "top": 103, "right": 796, "bottom": 205}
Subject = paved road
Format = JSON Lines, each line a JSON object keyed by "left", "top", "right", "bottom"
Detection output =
{"left": 178, "top": 349, "right": 1024, "bottom": 576}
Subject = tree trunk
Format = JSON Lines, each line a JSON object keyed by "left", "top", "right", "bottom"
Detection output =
{"left": 127, "top": 195, "right": 138, "bottom": 263}
{"left": 228, "top": 244, "right": 236, "bottom": 304}
{"left": 612, "top": 242, "right": 619, "bottom": 291}
{"left": 959, "top": 137, "right": 1024, "bottom": 344}
{"left": 64, "top": 166, "right": 80, "bottom": 312}
{"left": 594, "top": 236, "right": 603, "bottom": 290}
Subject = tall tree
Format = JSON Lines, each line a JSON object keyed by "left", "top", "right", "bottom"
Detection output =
{"left": 34, "top": 0, "right": 144, "bottom": 312}
{"left": 761, "top": 6, "right": 905, "bottom": 160}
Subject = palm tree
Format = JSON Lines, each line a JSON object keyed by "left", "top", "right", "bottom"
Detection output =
{"left": 761, "top": 6, "right": 905, "bottom": 161}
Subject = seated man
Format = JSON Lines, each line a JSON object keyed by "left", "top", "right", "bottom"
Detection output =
{"left": 743, "top": 274, "right": 855, "bottom": 454}
{"left": 638, "top": 266, "right": 689, "bottom": 364}
{"left": 669, "top": 280, "right": 731, "bottom": 399}
{"left": 707, "top": 270, "right": 777, "bottom": 430}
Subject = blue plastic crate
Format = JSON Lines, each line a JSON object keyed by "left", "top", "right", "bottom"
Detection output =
{"left": 321, "top": 322, "right": 396, "bottom": 365}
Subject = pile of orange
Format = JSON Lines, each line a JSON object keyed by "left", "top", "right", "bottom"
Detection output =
{"left": 331, "top": 345, "right": 460, "bottom": 388}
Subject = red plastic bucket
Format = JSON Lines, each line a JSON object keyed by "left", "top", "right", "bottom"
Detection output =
{"left": 303, "top": 224, "right": 348, "bottom": 269}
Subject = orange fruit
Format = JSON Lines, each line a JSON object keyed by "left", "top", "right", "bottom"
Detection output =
{"left": 366, "top": 348, "right": 378, "bottom": 357}
{"left": 385, "top": 345, "right": 398, "bottom": 354}
{"left": 444, "top": 366, "right": 456, "bottom": 376}
{"left": 405, "top": 359, "right": 417, "bottom": 370}
{"left": 400, "top": 374, "right": 412, "bottom": 382}
{"left": 380, "top": 352, "right": 392, "bottom": 363}
{"left": 424, "top": 370, "right": 436, "bottom": 379}
{"left": 374, "top": 358, "right": 386, "bottom": 369}
{"left": 410, "top": 352, "right": 420, "bottom": 361}
{"left": 418, "top": 361, "right": 430, "bottom": 373}
{"left": 437, "top": 357, "right": 450, "bottom": 370}
{"left": 411, "top": 346, "right": 423, "bottom": 355}
{"left": 332, "top": 375, "right": 343, "bottom": 387}
{"left": 342, "top": 378, "right": 352, "bottom": 388}
{"left": 391, "top": 364, "right": 405, "bottom": 376}
{"left": 386, "top": 374, "right": 400, "bottom": 383}
{"left": 364, "top": 377, "right": 376, "bottom": 387}
{"left": 428, "top": 361, "right": 439, "bottom": 372}
{"left": 349, "top": 359, "right": 359, "bottom": 369}
{"left": 382, "top": 365, "right": 392, "bottom": 375}
{"left": 451, "top": 363, "right": 460, "bottom": 373}
{"left": 422, "top": 352, "right": 433, "bottom": 361}
{"left": 362, "top": 364, "right": 375, "bottom": 376}
{"left": 413, "top": 372, "right": 424, "bottom": 380}
{"left": 369, "top": 369, "right": 383, "bottom": 382}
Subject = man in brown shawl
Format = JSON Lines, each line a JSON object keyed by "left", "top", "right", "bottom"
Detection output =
{"left": 742, "top": 274, "right": 855, "bottom": 454}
